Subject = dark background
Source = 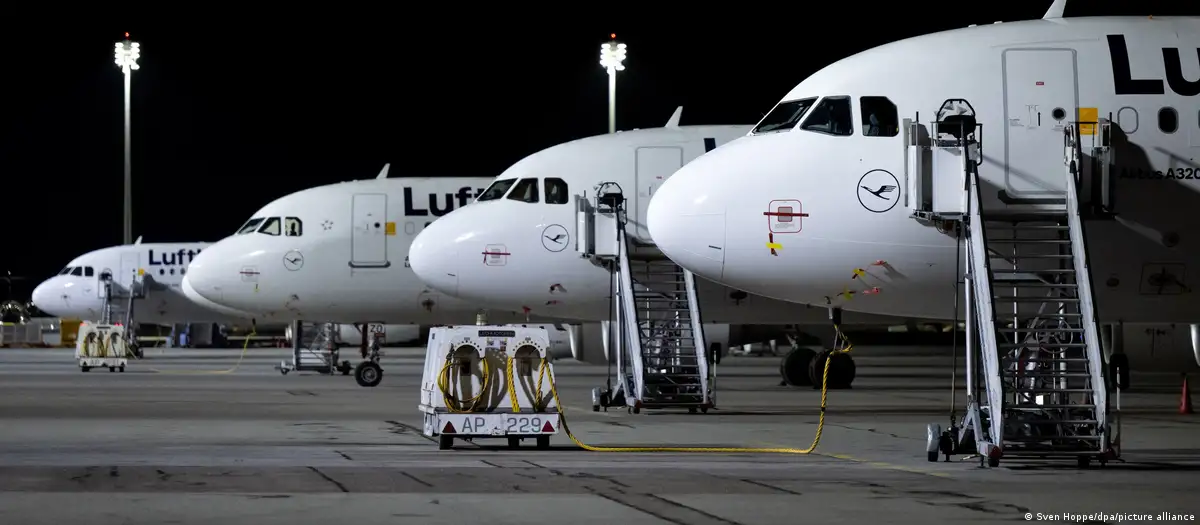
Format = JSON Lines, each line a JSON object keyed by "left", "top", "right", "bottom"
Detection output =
{"left": 2, "top": 2, "right": 1195, "bottom": 300}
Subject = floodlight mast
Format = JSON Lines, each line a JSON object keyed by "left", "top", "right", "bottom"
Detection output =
{"left": 599, "top": 35, "right": 626, "bottom": 134}
{"left": 114, "top": 33, "right": 140, "bottom": 246}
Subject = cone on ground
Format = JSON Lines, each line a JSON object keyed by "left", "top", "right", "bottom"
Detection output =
{"left": 1181, "top": 374, "right": 1194, "bottom": 415}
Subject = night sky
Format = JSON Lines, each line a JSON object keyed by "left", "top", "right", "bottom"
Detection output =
{"left": 1, "top": 2, "right": 1193, "bottom": 300}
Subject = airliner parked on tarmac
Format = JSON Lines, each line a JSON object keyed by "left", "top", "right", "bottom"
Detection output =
{"left": 408, "top": 109, "right": 905, "bottom": 331}
{"left": 182, "top": 168, "right": 539, "bottom": 325}
{"left": 646, "top": 13, "right": 1200, "bottom": 367}
{"left": 31, "top": 237, "right": 254, "bottom": 325}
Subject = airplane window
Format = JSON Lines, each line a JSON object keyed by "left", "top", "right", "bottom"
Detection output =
{"left": 752, "top": 97, "right": 818, "bottom": 134}
{"left": 58, "top": 266, "right": 72, "bottom": 275}
{"left": 860, "top": 96, "right": 899, "bottom": 137}
{"left": 1158, "top": 107, "right": 1178, "bottom": 134}
{"left": 237, "top": 218, "right": 264, "bottom": 235}
{"left": 477, "top": 178, "right": 517, "bottom": 201}
{"left": 70, "top": 267, "right": 83, "bottom": 276}
{"left": 84, "top": 267, "right": 94, "bottom": 277}
{"left": 258, "top": 217, "right": 282, "bottom": 236}
{"left": 544, "top": 177, "right": 569, "bottom": 205}
{"left": 507, "top": 178, "right": 540, "bottom": 203}
{"left": 284, "top": 217, "right": 303, "bottom": 237}
{"left": 801, "top": 96, "right": 854, "bottom": 136}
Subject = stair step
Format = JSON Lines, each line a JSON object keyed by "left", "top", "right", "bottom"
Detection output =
{"left": 993, "top": 296, "right": 1079, "bottom": 302}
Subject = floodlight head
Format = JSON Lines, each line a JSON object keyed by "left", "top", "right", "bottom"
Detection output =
{"left": 599, "top": 41, "right": 627, "bottom": 72}
{"left": 114, "top": 40, "right": 141, "bottom": 71}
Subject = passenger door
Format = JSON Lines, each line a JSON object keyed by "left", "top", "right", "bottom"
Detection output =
{"left": 1001, "top": 48, "right": 1079, "bottom": 199}
{"left": 633, "top": 146, "right": 684, "bottom": 242}
{"left": 118, "top": 252, "right": 140, "bottom": 290}
{"left": 350, "top": 193, "right": 391, "bottom": 268}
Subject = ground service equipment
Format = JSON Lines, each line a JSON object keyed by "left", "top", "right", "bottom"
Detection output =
{"left": 75, "top": 323, "right": 130, "bottom": 373}
{"left": 420, "top": 325, "right": 561, "bottom": 450}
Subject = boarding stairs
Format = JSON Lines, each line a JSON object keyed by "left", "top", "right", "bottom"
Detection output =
{"left": 575, "top": 184, "right": 715, "bottom": 413}
{"left": 908, "top": 105, "right": 1115, "bottom": 467}
{"left": 100, "top": 270, "right": 145, "bottom": 328}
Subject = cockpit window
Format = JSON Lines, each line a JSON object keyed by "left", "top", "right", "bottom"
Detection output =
{"left": 237, "top": 218, "right": 264, "bottom": 235}
{"left": 507, "top": 178, "right": 540, "bottom": 203}
{"left": 477, "top": 179, "right": 516, "bottom": 201}
{"left": 70, "top": 267, "right": 83, "bottom": 276}
{"left": 801, "top": 96, "right": 853, "bottom": 136}
{"left": 84, "top": 267, "right": 94, "bottom": 277}
{"left": 58, "top": 266, "right": 73, "bottom": 275}
{"left": 258, "top": 217, "right": 282, "bottom": 236}
{"left": 284, "top": 217, "right": 303, "bottom": 236}
{"left": 752, "top": 97, "right": 818, "bottom": 134}
{"left": 545, "top": 177, "right": 569, "bottom": 205}
{"left": 860, "top": 96, "right": 899, "bottom": 137}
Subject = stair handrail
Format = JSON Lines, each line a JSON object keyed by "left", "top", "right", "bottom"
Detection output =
{"left": 964, "top": 161, "right": 1006, "bottom": 448}
{"left": 682, "top": 269, "right": 711, "bottom": 402}
{"left": 616, "top": 227, "right": 647, "bottom": 402}
{"left": 1063, "top": 125, "right": 1108, "bottom": 440}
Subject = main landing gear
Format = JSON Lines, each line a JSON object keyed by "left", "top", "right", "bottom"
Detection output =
{"left": 779, "top": 307, "right": 857, "bottom": 389}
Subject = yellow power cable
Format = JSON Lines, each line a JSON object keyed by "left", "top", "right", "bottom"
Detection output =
{"left": 438, "top": 354, "right": 491, "bottom": 413}
{"left": 146, "top": 328, "right": 255, "bottom": 375}
{"left": 504, "top": 326, "right": 854, "bottom": 454}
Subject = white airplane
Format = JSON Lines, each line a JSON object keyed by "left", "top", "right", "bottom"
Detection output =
{"left": 181, "top": 167, "right": 551, "bottom": 326}
{"left": 31, "top": 238, "right": 253, "bottom": 325}
{"left": 407, "top": 111, "right": 912, "bottom": 355}
{"left": 646, "top": 14, "right": 1200, "bottom": 368}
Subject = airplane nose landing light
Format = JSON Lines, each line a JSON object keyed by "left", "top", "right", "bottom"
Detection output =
{"left": 647, "top": 175, "right": 726, "bottom": 280}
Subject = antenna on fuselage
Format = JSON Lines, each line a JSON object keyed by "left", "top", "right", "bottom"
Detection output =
{"left": 1043, "top": 0, "right": 1066, "bottom": 19}
{"left": 375, "top": 163, "right": 391, "bottom": 179}
{"left": 133, "top": 236, "right": 142, "bottom": 245}
{"left": 665, "top": 106, "right": 683, "bottom": 128}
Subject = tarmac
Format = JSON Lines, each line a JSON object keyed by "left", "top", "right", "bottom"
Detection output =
{"left": 0, "top": 343, "right": 1197, "bottom": 524}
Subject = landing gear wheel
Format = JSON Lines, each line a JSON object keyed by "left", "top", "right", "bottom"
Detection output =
{"left": 809, "top": 350, "right": 856, "bottom": 389}
{"left": 780, "top": 347, "right": 816, "bottom": 386}
{"left": 536, "top": 435, "right": 550, "bottom": 449}
{"left": 354, "top": 361, "right": 383, "bottom": 387}
{"left": 338, "top": 361, "right": 352, "bottom": 376}
{"left": 508, "top": 437, "right": 521, "bottom": 449}
{"left": 438, "top": 435, "right": 453, "bottom": 450}
{"left": 1110, "top": 353, "right": 1130, "bottom": 391}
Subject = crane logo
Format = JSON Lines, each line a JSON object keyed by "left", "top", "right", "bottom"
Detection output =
{"left": 541, "top": 224, "right": 569, "bottom": 252}
{"left": 856, "top": 169, "right": 900, "bottom": 213}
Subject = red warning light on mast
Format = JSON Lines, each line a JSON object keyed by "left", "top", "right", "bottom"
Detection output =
{"left": 124, "top": 32, "right": 130, "bottom": 39}
{"left": 610, "top": 33, "right": 616, "bottom": 39}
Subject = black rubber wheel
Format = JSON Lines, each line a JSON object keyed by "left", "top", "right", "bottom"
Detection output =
{"left": 81, "top": 366, "right": 90, "bottom": 372}
{"left": 632, "top": 406, "right": 641, "bottom": 414}
{"left": 1110, "top": 353, "right": 1130, "bottom": 391}
{"left": 108, "top": 367, "right": 115, "bottom": 373}
{"left": 438, "top": 434, "right": 453, "bottom": 450}
{"left": 987, "top": 455, "right": 1000, "bottom": 468}
{"left": 508, "top": 437, "right": 521, "bottom": 449}
{"left": 118, "top": 365, "right": 125, "bottom": 373}
{"left": 354, "top": 361, "right": 383, "bottom": 387}
{"left": 780, "top": 348, "right": 816, "bottom": 386}
{"left": 809, "top": 351, "right": 856, "bottom": 389}
{"left": 536, "top": 435, "right": 550, "bottom": 449}
{"left": 927, "top": 450, "right": 939, "bottom": 462}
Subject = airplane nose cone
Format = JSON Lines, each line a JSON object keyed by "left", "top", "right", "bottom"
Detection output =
{"left": 182, "top": 249, "right": 223, "bottom": 304}
{"left": 648, "top": 163, "right": 727, "bottom": 281}
{"left": 410, "top": 217, "right": 461, "bottom": 296}
{"left": 30, "top": 280, "right": 58, "bottom": 314}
